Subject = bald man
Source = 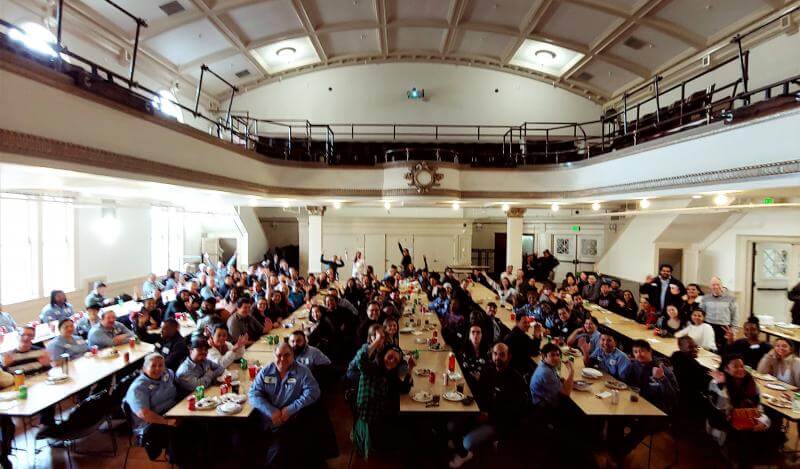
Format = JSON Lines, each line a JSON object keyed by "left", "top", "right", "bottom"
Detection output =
{"left": 449, "top": 342, "right": 530, "bottom": 468}
{"left": 700, "top": 276, "right": 739, "bottom": 352}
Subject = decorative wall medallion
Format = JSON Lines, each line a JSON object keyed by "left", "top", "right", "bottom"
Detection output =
{"left": 404, "top": 162, "right": 443, "bottom": 193}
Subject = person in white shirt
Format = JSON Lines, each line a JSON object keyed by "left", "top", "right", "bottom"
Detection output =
{"left": 499, "top": 265, "right": 515, "bottom": 285}
{"left": 675, "top": 309, "right": 717, "bottom": 352}
{"left": 351, "top": 250, "right": 367, "bottom": 279}
{"left": 207, "top": 323, "right": 246, "bottom": 369}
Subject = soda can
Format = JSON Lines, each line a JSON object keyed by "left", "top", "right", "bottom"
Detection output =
{"left": 123, "top": 351, "right": 130, "bottom": 364}
{"left": 194, "top": 385, "right": 205, "bottom": 400}
{"left": 240, "top": 358, "right": 248, "bottom": 370}
{"left": 17, "top": 385, "right": 27, "bottom": 400}
{"left": 188, "top": 395, "right": 196, "bottom": 411}
{"left": 220, "top": 383, "right": 229, "bottom": 395}
{"left": 91, "top": 345, "right": 99, "bottom": 356}
{"left": 225, "top": 375, "right": 232, "bottom": 387}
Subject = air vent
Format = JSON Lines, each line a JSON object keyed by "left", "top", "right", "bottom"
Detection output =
{"left": 623, "top": 36, "right": 647, "bottom": 50}
{"left": 575, "top": 72, "right": 594, "bottom": 82}
{"left": 159, "top": 1, "right": 185, "bottom": 16}
{"left": 234, "top": 69, "right": 251, "bottom": 79}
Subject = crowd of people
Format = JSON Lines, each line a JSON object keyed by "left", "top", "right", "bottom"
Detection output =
{"left": 0, "top": 249, "right": 797, "bottom": 468}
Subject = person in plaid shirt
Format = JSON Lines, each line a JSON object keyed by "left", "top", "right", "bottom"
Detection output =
{"left": 350, "top": 325, "right": 414, "bottom": 459}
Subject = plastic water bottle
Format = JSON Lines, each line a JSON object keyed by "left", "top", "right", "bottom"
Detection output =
{"left": 793, "top": 393, "right": 800, "bottom": 413}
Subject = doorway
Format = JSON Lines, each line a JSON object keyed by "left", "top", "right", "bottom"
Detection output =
{"left": 551, "top": 233, "right": 603, "bottom": 281}
{"left": 750, "top": 242, "right": 799, "bottom": 322}
{"left": 494, "top": 233, "right": 507, "bottom": 275}
{"left": 658, "top": 248, "right": 683, "bottom": 280}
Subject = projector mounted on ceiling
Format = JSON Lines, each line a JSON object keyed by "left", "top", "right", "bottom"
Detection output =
{"left": 406, "top": 87, "right": 425, "bottom": 101}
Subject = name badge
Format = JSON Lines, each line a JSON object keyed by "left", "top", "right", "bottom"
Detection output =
{"left": 750, "top": 344, "right": 761, "bottom": 350}
{"left": 162, "top": 347, "right": 170, "bottom": 355}
{"left": 148, "top": 384, "right": 156, "bottom": 390}
{"left": 286, "top": 377, "right": 297, "bottom": 384}
{"left": 609, "top": 359, "right": 617, "bottom": 366}
{"left": 265, "top": 376, "right": 277, "bottom": 384}
{"left": 65, "top": 344, "right": 72, "bottom": 349}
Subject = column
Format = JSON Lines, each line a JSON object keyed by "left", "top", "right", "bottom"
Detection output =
{"left": 506, "top": 208, "right": 525, "bottom": 272}
{"left": 306, "top": 206, "right": 325, "bottom": 274}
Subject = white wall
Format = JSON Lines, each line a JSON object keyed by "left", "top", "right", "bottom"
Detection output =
{"left": 237, "top": 206, "right": 268, "bottom": 265}
{"left": 238, "top": 63, "right": 601, "bottom": 130}
{"left": 261, "top": 219, "right": 299, "bottom": 247}
{"left": 76, "top": 206, "right": 150, "bottom": 284}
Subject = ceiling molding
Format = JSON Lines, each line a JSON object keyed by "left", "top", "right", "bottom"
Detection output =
{"left": 375, "top": 0, "right": 388, "bottom": 57}
{"left": 442, "top": 0, "right": 468, "bottom": 55}
{"left": 501, "top": 0, "right": 555, "bottom": 63}
{"left": 290, "top": 0, "right": 328, "bottom": 63}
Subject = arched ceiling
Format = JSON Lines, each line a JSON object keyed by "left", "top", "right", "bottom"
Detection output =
{"left": 13, "top": 0, "right": 794, "bottom": 103}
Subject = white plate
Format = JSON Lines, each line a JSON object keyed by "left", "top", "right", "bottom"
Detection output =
{"left": 0, "top": 391, "right": 16, "bottom": 402}
{"left": 766, "top": 382, "right": 791, "bottom": 391}
{"left": 414, "top": 338, "right": 427, "bottom": 344}
{"left": 573, "top": 380, "right": 592, "bottom": 392}
{"left": 755, "top": 374, "right": 776, "bottom": 382}
{"left": 195, "top": 397, "right": 219, "bottom": 410}
{"left": 581, "top": 368, "right": 603, "bottom": 379}
{"left": 216, "top": 402, "right": 242, "bottom": 415}
{"left": 399, "top": 327, "right": 416, "bottom": 334}
{"left": 411, "top": 331, "right": 423, "bottom": 336}
{"left": 442, "top": 391, "right": 465, "bottom": 402}
{"left": 220, "top": 393, "right": 247, "bottom": 404}
{"left": 411, "top": 392, "right": 433, "bottom": 403}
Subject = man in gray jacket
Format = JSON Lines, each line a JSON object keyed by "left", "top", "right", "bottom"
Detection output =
{"left": 700, "top": 276, "right": 738, "bottom": 352}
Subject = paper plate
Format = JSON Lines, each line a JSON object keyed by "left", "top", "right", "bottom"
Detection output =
{"left": 447, "top": 371, "right": 463, "bottom": 381}
{"left": 755, "top": 374, "right": 776, "bottom": 382}
{"left": 581, "top": 368, "right": 603, "bottom": 379}
{"left": 411, "top": 391, "right": 433, "bottom": 403}
{"left": 195, "top": 397, "right": 219, "bottom": 410}
{"left": 605, "top": 380, "right": 628, "bottom": 390}
{"left": 399, "top": 327, "right": 416, "bottom": 334}
{"left": 766, "top": 382, "right": 791, "bottom": 391}
{"left": 0, "top": 391, "right": 16, "bottom": 402}
{"left": 216, "top": 402, "right": 242, "bottom": 415}
{"left": 573, "top": 380, "right": 593, "bottom": 392}
{"left": 220, "top": 393, "right": 247, "bottom": 404}
{"left": 442, "top": 391, "right": 465, "bottom": 402}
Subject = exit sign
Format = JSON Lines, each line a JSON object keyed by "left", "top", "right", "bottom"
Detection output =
{"left": 763, "top": 197, "right": 775, "bottom": 205}
{"left": 571, "top": 225, "right": 581, "bottom": 232}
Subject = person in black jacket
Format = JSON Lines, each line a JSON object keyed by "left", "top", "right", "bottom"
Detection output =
{"left": 319, "top": 253, "right": 345, "bottom": 280}
{"left": 503, "top": 315, "right": 542, "bottom": 378}
{"left": 638, "top": 264, "right": 685, "bottom": 314}
{"left": 790, "top": 281, "right": 800, "bottom": 325}
{"left": 724, "top": 316, "right": 772, "bottom": 368}
{"left": 153, "top": 319, "right": 189, "bottom": 372}
{"left": 670, "top": 336, "right": 710, "bottom": 421}
{"left": 163, "top": 289, "right": 191, "bottom": 321}
{"left": 398, "top": 243, "right": 412, "bottom": 272}
{"left": 449, "top": 342, "right": 530, "bottom": 468}
{"left": 459, "top": 323, "right": 490, "bottom": 392}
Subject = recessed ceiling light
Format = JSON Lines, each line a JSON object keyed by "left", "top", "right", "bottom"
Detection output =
{"left": 591, "top": 202, "right": 601, "bottom": 211}
{"left": 501, "top": 203, "right": 510, "bottom": 212}
{"left": 639, "top": 198, "right": 650, "bottom": 209}
{"left": 534, "top": 49, "right": 556, "bottom": 63}
{"left": 692, "top": 195, "right": 703, "bottom": 199}
{"left": 550, "top": 203, "right": 560, "bottom": 212}
{"left": 452, "top": 202, "right": 460, "bottom": 210}
{"left": 384, "top": 201, "right": 391, "bottom": 210}
{"left": 714, "top": 194, "right": 732, "bottom": 206}
{"left": 276, "top": 47, "right": 296, "bottom": 58}
{"left": 332, "top": 201, "right": 342, "bottom": 210}
{"left": 281, "top": 199, "right": 290, "bottom": 208}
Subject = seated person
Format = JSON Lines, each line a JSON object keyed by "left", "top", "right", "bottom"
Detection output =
{"left": 636, "top": 296, "right": 658, "bottom": 326}
{"left": 3, "top": 325, "right": 51, "bottom": 375}
{"left": 584, "top": 333, "right": 631, "bottom": 380}
{"left": 356, "top": 302, "right": 382, "bottom": 347}
{"left": 670, "top": 336, "right": 710, "bottom": 419}
{"left": 249, "top": 342, "right": 321, "bottom": 466}
{"left": 708, "top": 354, "right": 777, "bottom": 459}
{"left": 306, "top": 304, "right": 338, "bottom": 361}
{"left": 503, "top": 315, "right": 542, "bottom": 378}
{"left": 195, "top": 298, "right": 223, "bottom": 333}
{"left": 757, "top": 338, "right": 800, "bottom": 386}
{"left": 139, "top": 297, "right": 163, "bottom": 326}
{"left": 46, "top": 318, "right": 89, "bottom": 360}
{"left": 459, "top": 324, "right": 489, "bottom": 391}
{"left": 595, "top": 283, "right": 617, "bottom": 311}
{"left": 88, "top": 309, "right": 133, "bottom": 349}
{"left": 40, "top": 290, "right": 75, "bottom": 323}
{"left": 725, "top": 316, "right": 771, "bottom": 368}
{"left": 566, "top": 316, "right": 601, "bottom": 354}
{"left": 123, "top": 353, "right": 181, "bottom": 462}
{"left": 382, "top": 317, "right": 400, "bottom": 348}
{"left": 347, "top": 324, "right": 384, "bottom": 383}
{"left": 163, "top": 289, "right": 191, "bottom": 321}
{"left": 654, "top": 304, "right": 686, "bottom": 338}
{"left": 289, "top": 330, "right": 332, "bottom": 370}
{"left": 251, "top": 297, "right": 270, "bottom": 325}
{"left": 351, "top": 331, "right": 413, "bottom": 459}
{"left": 199, "top": 277, "right": 220, "bottom": 301}
{"left": 176, "top": 336, "right": 225, "bottom": 392}
{"left": 546, "top": 307, "right": 580, "bottom": 342}
{"left": 530, "top": 343, "right": 574, "bottom": 414}
{"left": 129, "top": 309, "right": 160, "bottom": 344}
{"left": 84, "top": 281, "right": 113, "bottom": 308}
{"left": 482, "top": 302, "right": 510, "bottom": 344}
{"left": 142, "top": 274, "right": 163, "bottom": 300}
{"left": 615, "top": 290, "right": 638, "bottom": 320}
{"left": 207, "top": 323, "right": 246, "bottom": 369}
{"left": 675, "top": 309, "right": 717, "bottom": 351}
{"left": 227, "top": 297, "right": 270, "bottom": 346}
{"left": 153, "top": 319, "right": 189, "bottom": 372}
{"left": 514, "top": 291, "right": 538, "bottom": 319}
{"left": 449, "top": 342, "right": 529, "bottom": 468}
{"left": 624, "top": 340, "right": 678, "bottom": 414}
{"left": 75, "top": 303, "right": 101, "bottom": 338}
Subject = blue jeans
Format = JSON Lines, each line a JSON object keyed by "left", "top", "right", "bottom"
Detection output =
{"left": 462, "top": 424, "right": 498, "bottom": 452}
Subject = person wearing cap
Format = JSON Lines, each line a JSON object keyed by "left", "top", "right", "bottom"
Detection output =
{"left": 154, "top": 319, "right": 189, "bottom": 372}
{"left": 87, "top": 309, "right": 133, "bottom": 349}
{"left": 46, "top": 318, "right": 89, "bottom": 360}
{"left": 175, "top": 335, "right": 225, "bottom": 392}
{"left": 249, "top": 341, "right": 321, "bottom": 465}
{"left": 75, "top": 303, "right": 102, "bottom": 339}
{"left": 40, "top": 290, "right": 75, "bottom": 323}
{"left": 84, "top": 281, "right": 112, "bottom": 308}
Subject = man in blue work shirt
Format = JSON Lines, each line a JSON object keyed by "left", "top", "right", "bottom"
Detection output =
{"left": 87, "top": 309, "right": 133, "bottom": 349}
{"left": 249, "top": 341, "right": 321, "bottom": 466}
{"left": 123, "top": 353, "right": 180, "bottom": 462}
{"left": 530, "top": 343, "right": 574, "bottom": 413}
{"left": 175, "top": 336, "right": 225, "bottom": 392}
{"left": 585, "top": 333, "right": 631, "bottom": 380}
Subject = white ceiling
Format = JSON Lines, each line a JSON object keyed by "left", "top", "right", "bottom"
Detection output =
{"left": 16, "top": 0, "right": 789, "bottom": 103}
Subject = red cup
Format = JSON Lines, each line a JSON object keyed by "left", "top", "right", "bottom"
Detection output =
{"left": 188, "top": 395, "right": 196, "bottom": 411}
{"left": 509, "top": 312, "right": 516, "bottom": 322}
{"left": 129, "top": 337, "right": 136, "bottom": 349}
{"left": 428, "top": 372, "right": 436, "bottom": 386}
{"left": 248, "top": 365, "right": 257, "bottom": 380}
{"left": 91, "top": 345, "right": 99, "bottom": 356}
{"left": 225, "top": 375, "right": 232, "bottom": 387}
{"left": 123, "top": 351, "right": 130, "bottom": 364}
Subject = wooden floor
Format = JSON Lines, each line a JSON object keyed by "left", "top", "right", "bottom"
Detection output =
{"left": 8, "top": 385, "right": 799, "bottom": 469}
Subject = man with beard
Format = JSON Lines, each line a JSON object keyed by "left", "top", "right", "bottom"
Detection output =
{"left": 289, "top": 330, "right": 333, "bottom": 387}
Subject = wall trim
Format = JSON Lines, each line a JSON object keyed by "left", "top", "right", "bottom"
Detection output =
{"left": 2, "top": 128, "right": 800, "bottom": 201}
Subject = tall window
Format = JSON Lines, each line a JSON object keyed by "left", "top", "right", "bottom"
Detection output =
{"left": 150, "top": 207, "right": 184, "bottom": 275}
{"left": 8, "top": 22, "right": 70, "bottom": 62}
{"left": 0, "top": 197, "right": 75, "bottom": 305}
